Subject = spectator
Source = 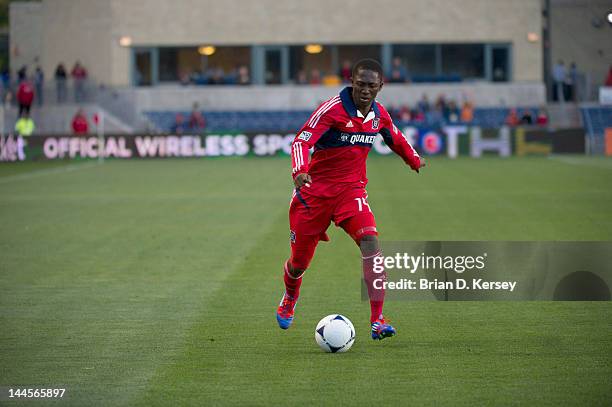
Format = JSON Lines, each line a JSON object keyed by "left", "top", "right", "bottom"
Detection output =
{"left": 417, "top": 93, "right": 430, "bottom": 113}
{"left": 520, "top": 109, "right": 533, "bottom": 125}
{"left": 179, "top": 70, "right": 192, "bottom": 86}
{"left": 55, "top": 63, "right": 67, "bottom": 103}
{"left": 413, "top": 109, "right": 425, "bottom": 123}
{"left": 460, "top": 100, "right": 474, "bottom": 123}
{"left": 16, "top": 78, "right": 35, "bottom": 117}
{"left": 296, "top": 70, "right": 308, "bottom": 85}
{"left": 388, "top": 57, "right": 408, "bottom": 83}
{"left": 567, "top": 62, "right": 578, "bottom": 102}
{"left": 505, "top": 108, "right": 520, "bottom": 127}
{"left": 398, "top": 105, "right": 412, "bottom": 121}
{"left": 238, "top": 65, "right": 250, "bottom": 85}
{"left": 536, "top": 107, "right": 548, "bottom": 126}
{"left": 71, "top": 61, "right": 88, "bottom": 102}
{"left": 189, "top": 102, "right": 206, "bottom": 132}
{"left": 14, "top": 112, "right": 35, "bottom": 137}
{"left": 209, "top": 68, "right": 224, "bottom": 85}
{"left": 435, "top": 95, "right": 448, "bottom": 120}
{"left": 34, "top": 65, "right": 44, "bottom": 106}
{"left": 17, "top": 65, "right": 27, "bottom": 82}
{"left": 552, "top": 60, "right": 566, "bottom": 102}
{"left": 605, "top": 65, "right": 612, "bottom": 87}
{"left": 309, "top": 69, "right": 321, "bottom": 85}
{"left": 1, "top": 66, "right": 10, "bottom": 102}
{"left": 172, "top": 113, "right": 186, "bottom": 134}
{"left": 339, "top": 60, "right": 352, "bottom": 83}
{"left": 71, "top": 108, "right": 89, "bottom": 135}
{"left": 447, "top": 101, "right": 460, "bottom": 123}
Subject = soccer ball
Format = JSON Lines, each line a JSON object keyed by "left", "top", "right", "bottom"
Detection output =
{"left": 315, "top": 314, "right": 355, "bottom": 353}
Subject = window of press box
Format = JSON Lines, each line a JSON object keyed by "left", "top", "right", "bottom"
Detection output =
{"left": 441, "top": 44, "right": 485, "bottom": 80}
{"left": 289, "top": 44, "right": 381, "bottom": 84}
{"left": 157, "top": 46, "right": 251, "bottom": 84}
{"left": 392, "top": 44, "right": 437, "bottom": 81}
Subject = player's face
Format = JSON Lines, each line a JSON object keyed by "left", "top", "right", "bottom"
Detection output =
{"left": 351, "top": 69, "right": 383, "bottom": 112}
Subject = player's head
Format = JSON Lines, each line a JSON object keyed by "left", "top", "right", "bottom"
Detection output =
{"left": 351, "top": 59, "right": 384, "bottom": 111}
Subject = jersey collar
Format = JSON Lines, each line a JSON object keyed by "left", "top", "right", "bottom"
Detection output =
{"left": 340, "top": 86, "right": 380, "bottom": 123}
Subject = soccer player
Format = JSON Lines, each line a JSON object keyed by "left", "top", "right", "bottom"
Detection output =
{"left": 276, "top": 59, "right": 425, "bottom": 340}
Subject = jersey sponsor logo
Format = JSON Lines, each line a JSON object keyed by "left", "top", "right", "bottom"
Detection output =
{"left": 290, "top": 230, "right": 296, "bottom": 243}
{"left": 348, "top": 133, "right": 377, "bottom": 145}
{"left": 372, "top": 118, "right": 380, "bottom": 130}
{"left": 298, "top": 131, "right": 312, "bottom": 141}
{"left": 346, "top": 120, "right": 354, "bottom": 128}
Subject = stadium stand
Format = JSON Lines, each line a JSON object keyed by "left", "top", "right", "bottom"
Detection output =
{"left": 144, "top": 107, "right": 541, "bottom": 133}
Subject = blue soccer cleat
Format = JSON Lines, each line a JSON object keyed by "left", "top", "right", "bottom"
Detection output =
{"left": 371, "top": 317, "right": 396, "bottom": 340}
{"left": 276, "top": 292, "right": 298, "bottom": 330}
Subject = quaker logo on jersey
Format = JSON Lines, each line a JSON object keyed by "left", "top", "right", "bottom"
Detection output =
{"left": 340, "top": 133, "right": 350, "bottom": 142}
{"left": 290, "top": 230, "right": 296, "bottom": 243}
{"left": 298, "top": 131, "right": 312, "bottom": 141}
{"left": 372, "top": 118, "right": 380, "bottom": 130}
{"left": 349, "top": 133, "right": 377, "bottom": 145}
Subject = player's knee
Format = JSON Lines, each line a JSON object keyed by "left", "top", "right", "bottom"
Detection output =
{"left": 359, "top": 234, "right": 379, "bottom": 256}
{"left": 288, "top": 262, "right": 306, "bottom": 278}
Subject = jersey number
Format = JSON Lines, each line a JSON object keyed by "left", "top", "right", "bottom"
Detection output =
{"left": 355, "top": 197, "right": 371, "bottom": 212}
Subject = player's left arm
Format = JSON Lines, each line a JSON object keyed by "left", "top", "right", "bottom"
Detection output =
{"left": 378, "top": 106, "right": 425, "bottom": 172}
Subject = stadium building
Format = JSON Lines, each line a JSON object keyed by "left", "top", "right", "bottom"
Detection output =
{"left": 4, "top": 0, "right": 612, "bottom": 152}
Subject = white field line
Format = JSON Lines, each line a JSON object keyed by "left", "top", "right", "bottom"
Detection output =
{"left": 0, "top": 161, "right": 103, "bottom": 185}
{"left": 548, "top": 155, "right": 612, "bottom": 170}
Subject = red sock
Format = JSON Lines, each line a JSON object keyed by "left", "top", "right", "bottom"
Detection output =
{"left": 362, "top": 250, "right": 385, "bottom": 323}
{"left": 283, "top": 260, "right": 303, "bottom": 299}
{"left": 369, "top": 301, "right": 384, "bottom": 323}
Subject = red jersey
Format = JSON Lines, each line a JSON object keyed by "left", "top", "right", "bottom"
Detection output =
{"left": 17, "top": 81, "right": 34, "bottom": 105}
{"left": 291, "top": 87, "right": 421, "bottom": 197}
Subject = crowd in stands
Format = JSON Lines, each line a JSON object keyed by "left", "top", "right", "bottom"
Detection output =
{"left": 171, "top": 102, "right": 207, "bottom": 134}
{"left": 179, "top": 65, "right": 250, "bottom": 86}
{"left": 388, "top": 93, "right": 548, "bottom": 127}
{"left": 389, "top": 94, "right": 472, "bottom": 124}
{"left": 2, "top": 60, "right": 89, "bottom": 108}
{"left": 551, "top": 60, "right": 582, "bottom": 103}
{"left": 1, "top": 60, "right": 93, "bottom": 136}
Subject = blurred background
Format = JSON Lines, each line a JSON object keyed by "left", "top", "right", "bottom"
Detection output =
{"left": 1, "top": 0, "right": 611, "bottom": 155}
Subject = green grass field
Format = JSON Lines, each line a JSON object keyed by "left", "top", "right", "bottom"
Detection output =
{"left": 1, "top": 156, "right": 611, "bottom": 406}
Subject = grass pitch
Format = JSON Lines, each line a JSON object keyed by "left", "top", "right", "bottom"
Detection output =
{"left": 0, "top": 156, "right": 611, "bottom": 406}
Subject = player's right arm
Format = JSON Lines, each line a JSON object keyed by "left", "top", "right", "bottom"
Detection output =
{"left": 291, "top": 96, "right": 340, "bottom": 187}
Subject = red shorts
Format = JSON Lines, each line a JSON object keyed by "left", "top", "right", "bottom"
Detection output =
{"left": 288, "top": 185, "right": 377, "bottom": 270}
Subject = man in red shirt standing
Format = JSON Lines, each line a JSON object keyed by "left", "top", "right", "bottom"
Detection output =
{"left": 17, "top": 78, "right": 35, "bottom": 117}
{"left": 71, "top": 61, "right": 88, "bottom": 102}
{"left": 276, "top": 59, "right": 425, "bottom": 340}
{"left": 71, "top": 108, "right": 89, "bottom": 135}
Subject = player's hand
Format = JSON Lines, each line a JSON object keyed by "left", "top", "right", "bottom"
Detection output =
{"left": 419, "top": 158, "right": 426, "bottom": 169}
{"left": 294, "top": 173, "right": 312, "bottom": 188}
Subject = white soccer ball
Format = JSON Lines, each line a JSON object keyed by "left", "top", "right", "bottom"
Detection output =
{"left": 315, "top": 314, "right": 355, "bottom": 353}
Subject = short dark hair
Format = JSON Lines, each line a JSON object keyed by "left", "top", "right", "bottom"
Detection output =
{"left": 352, "top": 58, "right": 383, "bottom": 80}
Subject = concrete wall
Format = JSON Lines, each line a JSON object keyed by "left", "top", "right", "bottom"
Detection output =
{"left": 126, "top": 83, "right": 546, "bottom": 113}
{"left": 550, "top": 0, "right": 612, "bottom": 90}
{"left": 9, "top": 2, "right": 42, "bottom": 73}
{"left": 11, "top": 0, "right": 544, "bottom": 86}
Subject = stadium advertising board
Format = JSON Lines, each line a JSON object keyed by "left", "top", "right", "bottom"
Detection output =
{"left": 0, "top": 127, "right": 585, "bottom": 162}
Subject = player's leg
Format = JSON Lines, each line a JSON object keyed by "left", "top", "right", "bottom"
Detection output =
{"left": 277, "top": 232, "right": 319, "bottom": 329}
{"left": 277, "top": 190, "right": 331, "bottom": 329}
{"left": 336, "top": 189, "right": 396, "bottom": 340}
